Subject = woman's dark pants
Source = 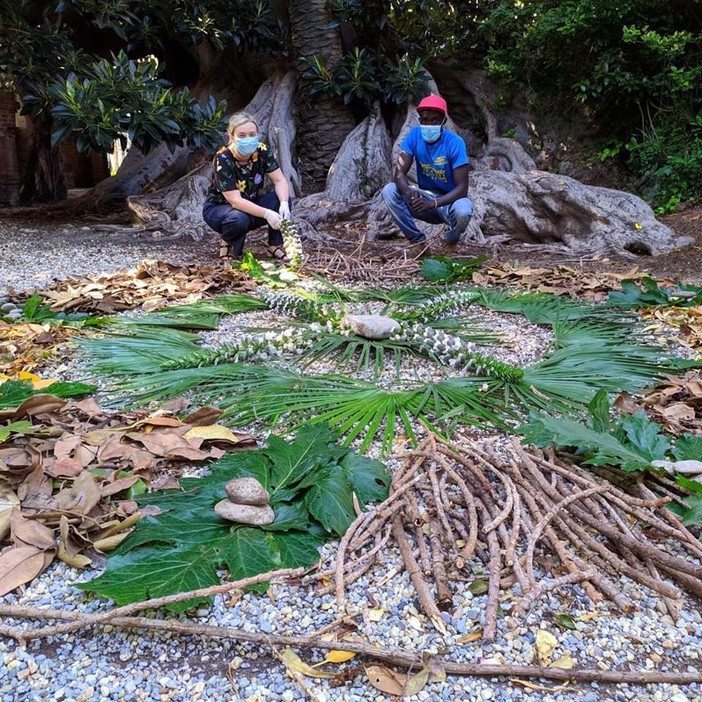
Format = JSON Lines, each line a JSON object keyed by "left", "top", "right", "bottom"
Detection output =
{"left": 202, "top": 192, "right": 284, "bottom": 257}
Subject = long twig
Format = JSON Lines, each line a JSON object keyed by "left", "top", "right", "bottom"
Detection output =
{"left": 0, "top": 568, "right": 304, "bottom": 641}
{"left": 2, "top": 610, "right": 701, "bottom": 685}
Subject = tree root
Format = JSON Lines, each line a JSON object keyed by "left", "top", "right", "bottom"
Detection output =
{"left": 328, "top": 434, "right": 702, "bottom": 641}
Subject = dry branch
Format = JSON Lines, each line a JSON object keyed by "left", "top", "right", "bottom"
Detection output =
{"left": 1, "top": 607, "right": 701, "bottom": 686}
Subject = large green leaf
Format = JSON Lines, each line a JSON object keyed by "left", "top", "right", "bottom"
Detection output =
{"left": 304, "top": 465, "right": 357, "bottom": 536}
{"left": 78, "top": 426, "right": 388, "bottom": 608}
{"left": 620, "top": 412, "right": 670, "bottom": 461}
{"left": 519, "top": 412, "right": 654, "bottom": 472}
{"left": 339, "top": 452, "right": 391, "bottom": 504}
{"left": 672, "top": 436, "right": 702, "bottom": 461}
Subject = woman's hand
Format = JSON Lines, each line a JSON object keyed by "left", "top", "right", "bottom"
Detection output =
{"left": 264, "top": 209, "right": 283, "bottom": 230}
{"left": 279, "top": 201, "right": 291, "bottom": 221}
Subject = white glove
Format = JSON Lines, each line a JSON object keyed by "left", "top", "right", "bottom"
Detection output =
{"left": 279, "top": 201, "right": 291, "bottom": 221}
{"left": 264, "top": 209, "right": 283, "bottom": 230}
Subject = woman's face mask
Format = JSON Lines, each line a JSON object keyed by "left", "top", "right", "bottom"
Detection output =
{"left": 235, "top": 136, "right": 259, "bottom": 157}
{"left": 420, "top": 124, "right": 442, "bottom": 143}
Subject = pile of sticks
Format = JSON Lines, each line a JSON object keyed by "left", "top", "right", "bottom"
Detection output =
{"left": 328, "top": 435, "right": 702, "bottom": 640}
{"left": 304, "top": 243, "right": 419, "bottom": 283}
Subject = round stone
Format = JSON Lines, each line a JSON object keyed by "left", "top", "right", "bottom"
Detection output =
{"left": 214, "top": 499, "right": 275, "bottom": 526}
{"left": 225, "top": 477, "right": 270, "bottom": 506}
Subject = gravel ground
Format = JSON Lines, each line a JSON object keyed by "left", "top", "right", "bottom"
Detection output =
{"left": 0, "top": 222, "right": 216, "bottom": 297}
{"left": 1, "top": 218, "right": 701, "bottom": 702}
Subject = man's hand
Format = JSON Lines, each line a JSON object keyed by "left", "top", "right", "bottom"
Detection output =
{"left": 264, "top": 209, "right": 283, "bottom": 230}
{"left": 406, "top": 189, "right": 437, "bottom": 213}
{"left": 279, "top": 201, "right": 291, "bottom": 220}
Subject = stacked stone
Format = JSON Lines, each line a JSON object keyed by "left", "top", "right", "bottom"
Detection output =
{"left": 214, "top": 477, "right": 275, "bottom": 525}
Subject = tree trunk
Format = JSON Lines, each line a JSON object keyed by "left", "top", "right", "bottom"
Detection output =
{"left": 20, "top": 114, "right": 66, "bottom": 204}
{"left": 288, "top": 0, "right": 356, "bottom": 193}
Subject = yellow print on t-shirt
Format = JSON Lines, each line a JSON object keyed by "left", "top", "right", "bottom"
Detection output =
{"left": 420, "top": 162, "right": 448, "bottom": 183}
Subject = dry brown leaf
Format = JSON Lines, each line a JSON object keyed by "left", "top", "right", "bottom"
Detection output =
{"left": 46, "top": 456, "right": 84, "bottom": 478}
{"left": 138, "top": 416, "right": 184, "bottom": 428}
{"left": 324, "top": 650, "right": 357, "bottom": 664}
{"left": 100, "top": 475, "right": 140, "bottom": 498}
{"left": 455, "top": 629, "right": 483, "bottom": 643}
{"left": 550, "top": 652, "right": 575, "bottom": 670}
{"left": 53, "top": 434, "right": 83, "bottom": 460}
{"left": 165, "top": 445, "right": 208, "bottom": 461}
{"left": 10, "top": 508, "right": 55, "bottom": 550}
{"left": 16, "top": 394, "right": 68, "bottom": 417}
{"left": 512, "top": 679, "right": 571, "bottom": 692}
{"left": 403, "top": 666, "right": 429, "bottom": 695}
{"left": 183, "top": 424, "right": 253, "bottom": 445}
{"left": 535, "top": 629, "right": 558, "bottom": 665}
{"left": 57, "top": 542, "right": 92, "bottom": 568}
{"left": 97, "top": 511, "right": 142, "bottom": 539}
{"left": 182, "top": 406, "right": 223, "bottom": 426}
{"left": 0, "top": 544, "right": 51, "bottom": 596}
{"left": 0, "top": 487, "right": 20, "bottom": 541}
{"left": 53, "top": 471, "right": 102, "bottom": 514}
{"left": 662, "top": 403, "right": 695, "bottom": 421}
{"left": 72, "top": 397, "right": 104, "bottom": 417}
{"left": 281, "top": 649, "right": 335, "bottom": 679}
{"left": 365, "top": 665, "right": 407, "bottom": 695}
{"left": 425, "top": 655, "right": 446, "bottom": 683}
{"left": 125, "top": 430, "right": 190, "bottom": 456}
{"left": 92, "top": 532, "right": 129, "bottom": 553}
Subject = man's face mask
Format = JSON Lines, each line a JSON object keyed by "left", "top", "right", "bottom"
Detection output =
{"left": 235, "top": 136, "right": 259, "bottom": 156}
{"left": 420, "top": 124, "right": 442, "bottom": 143}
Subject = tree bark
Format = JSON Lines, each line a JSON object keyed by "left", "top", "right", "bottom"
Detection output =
{"left": 288, "top": 0, "right": 356, "bottom": 193}
{"left": 20, "top": 114, "right": 66, "bottom": 204}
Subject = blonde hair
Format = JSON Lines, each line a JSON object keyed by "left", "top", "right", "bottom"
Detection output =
{"left": 227, "top": 112, "right": 259, "bottom": 142}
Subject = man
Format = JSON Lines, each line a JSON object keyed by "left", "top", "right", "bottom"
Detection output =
{"left": 380, "top": 95, "right": 473, "bottom": 252}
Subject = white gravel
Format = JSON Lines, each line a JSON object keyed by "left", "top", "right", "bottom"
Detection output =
{"left": 1, "top": 217, "right": 701, "bottom": 702}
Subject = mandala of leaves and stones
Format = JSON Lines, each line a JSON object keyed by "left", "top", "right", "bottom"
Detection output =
{"left": 82, "top": 283, "right": 702, "bottom": 643}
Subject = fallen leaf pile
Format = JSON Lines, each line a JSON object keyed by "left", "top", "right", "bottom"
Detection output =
{"left": 633, "top": 371, "right": 702, "bottom": 435}
{"left": 8, "top": 259, "right": 256, "bottom": 314}
{"left": 0, "top": 390, "right": 256, "bottom": 596}
{"left": 0, "top": 321, "right": 78, "bottom": 376}
{"left": 641, "top": 306, "right": 702, "bottom": 352}
{"left": 472, "top": 264, "right": 647, "bottom": 301}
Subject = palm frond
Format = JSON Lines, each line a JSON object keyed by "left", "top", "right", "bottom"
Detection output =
{"left": 78, "top": 328, "right": 202, "bottom": 375}
{"left": 476, "top": 289, "right": 626, "bottom": 325}
{"left": 424, "top": 317, "right": 500, "bottom": 345}
{"left": 523, "top": 343, "right": 676, "bottom": 408}
{"left": 310, "top": 275, "right": 441, "bottom": 305}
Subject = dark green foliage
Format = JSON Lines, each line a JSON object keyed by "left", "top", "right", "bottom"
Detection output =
{"left": 3, "top": 2, "right": 280, "bottom": 157}
{"left": 78, "top": 425, "right": 390, "bottom": 608}
{"left": 607, "top": 278, "right": 702, "bottom": 309}
{"left": 420, "top": 256, "right": 488, "bottom": 283}
{"left": 520, "top": 389, "right": 677, "bottom": 472}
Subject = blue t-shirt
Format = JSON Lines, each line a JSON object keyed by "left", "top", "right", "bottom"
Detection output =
{"left": 401, "top": 127, "right": 469, "bottom": 194}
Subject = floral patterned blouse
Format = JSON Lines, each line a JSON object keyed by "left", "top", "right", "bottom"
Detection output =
{"left": 205, "top": 142, "right": 280, "bottom": 205}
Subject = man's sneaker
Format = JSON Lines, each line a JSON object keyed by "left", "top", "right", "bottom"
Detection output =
{"left": 376, "top": 230, "right": 401, "bottom": 241}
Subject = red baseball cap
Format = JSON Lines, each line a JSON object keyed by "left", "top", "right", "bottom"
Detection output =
{"left": 417, "top": 95, "right": 447, "bottom": 116}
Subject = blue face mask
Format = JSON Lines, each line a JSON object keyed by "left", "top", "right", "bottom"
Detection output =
{"left": 235, "top": 136, "right": 259, "bottom": 157}
{"left": 420, "top": 125, "right": 442, "bottom": 143}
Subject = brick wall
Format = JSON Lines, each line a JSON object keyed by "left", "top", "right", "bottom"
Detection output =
{"left": 0, "top": 92, "right": 20, "bottom": 205}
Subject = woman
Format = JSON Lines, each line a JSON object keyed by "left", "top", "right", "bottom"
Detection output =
{"left": 203, "top": 112, "right": 292, "bottom": 260}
